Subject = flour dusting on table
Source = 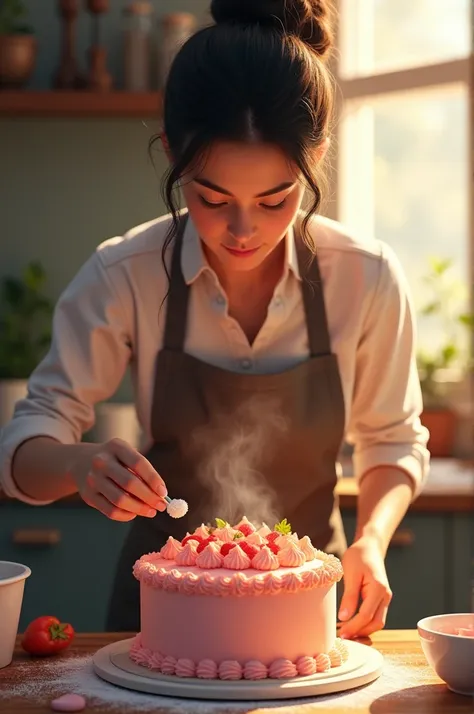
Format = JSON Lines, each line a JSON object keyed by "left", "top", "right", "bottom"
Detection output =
{"left": 1, "top": 653, "right": 441, "bottom": 712}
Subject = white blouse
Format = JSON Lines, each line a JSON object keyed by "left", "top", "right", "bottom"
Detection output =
{"left": 0, "top": 212, "right": 430, "bottom": 504}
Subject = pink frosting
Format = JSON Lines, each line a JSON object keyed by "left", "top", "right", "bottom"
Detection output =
{"left": 148, "top": 652, "right": 164, "bottom": 670}
{"left": 223, "top": 545, "right": 251, "bottom": 570}
{"left": 175, "top": 658, "right": 196, "bottom": 677}
{"left": 269, "top": 658, "right": 298, "bottom": 679}
{"left": 161, "top": 655, "right": 177, "bottom": 675}
{"left": 133, "top": 551, "right": 342, "bottom": 596}
{"left": 214, "top": 525, "right": 237, "bottom": 543}
{"left": 194, "top": 524, "right": 211, "bottom": 539}
{"left": 243, "top": 661, "right": 269, "bottom": 680}
{"left": 251, "top": 546, "right": 279, "bottom": 571}
{"left": 257, "top": 523, "right": 272, "bottom": 537}
{"left": 130, "top": 637, "right": 345, "bottom": 680}
{"left": 160, "top": 537, "right": 183, "bottom": 560}
{"left": 298, "top": 536, "right": 318, "bottom": 561}
{"left": 328, "top": 646, "right": 343, "bottom": 667}
{"left": 175, "top": 541, "right": 198, "bottom": 566}
{"left": 196, "top": 659, "right": 218, "bottom": 679}
{"left": 296, "top": 655, "right": 317, "bottom": 676}
{"left": 245, "top": 532, "right": 266, "bottom": 546}
{"left": 278, "top": 542, "right": 306, "bottom": 567}
{"left": 218, "top": 661, "right": 243, "bottom": 680}
{"left": 195, "top": 542, "right": 224, "bottom": 569}
{"left": 315, "top": 653, "right": 331, "bottom": 672}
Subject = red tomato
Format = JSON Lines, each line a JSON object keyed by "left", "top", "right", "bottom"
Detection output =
{"left": 21, "top": 616, "right": 75, "bottom": 656}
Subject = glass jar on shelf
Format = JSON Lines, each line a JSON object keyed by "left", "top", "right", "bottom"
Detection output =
{"left": 123, "top": 0, "right": 154, "bottom": 91}
{"left": 157, "top": 12, "right": 197, "bottom": 90}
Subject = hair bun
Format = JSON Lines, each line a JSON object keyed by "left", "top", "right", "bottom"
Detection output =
{"left": 210, "top": 0, "right": 334, "bottom": 60}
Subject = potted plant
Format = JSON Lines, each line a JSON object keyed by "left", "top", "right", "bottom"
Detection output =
{"left": 0, "top": 262, "right": 53, "bottom": 427}
{"left": 416, "top": 257, "right": 473, "bottom": 457}
{"left": 0, "top": 0, "right": 37, "bottom": 88}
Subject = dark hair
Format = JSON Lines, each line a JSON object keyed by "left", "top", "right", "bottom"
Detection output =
{"left": 151, "top": 0, "right": 336, "bottom": 277}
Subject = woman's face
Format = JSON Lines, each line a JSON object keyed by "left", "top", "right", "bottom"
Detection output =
{"left": 181, "top": 141, "right": 306, "bottom": 275}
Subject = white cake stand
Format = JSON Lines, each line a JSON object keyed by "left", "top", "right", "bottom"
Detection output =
{"left": 92, "top": 638, "right": 383, "bottom": 701}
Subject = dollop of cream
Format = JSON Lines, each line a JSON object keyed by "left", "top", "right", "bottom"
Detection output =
{"left": 166, "top": 498, "right": 188, "bottom": 518}
{"left": 298, "top": 535, "right": 318, "bottom": 561}
{"left": 218, "top": 660, "right": 243, "bottom": 680}
{"left": 159, "top": 537, "right": 183, "bottom": 560}
{"left": 275, "top": 533, "right": 298, "bottom": 548}
{"left": 175, "top": 658, "right": 195, "bottom": 677}
{"left": 193, "top": 523, "right": 211, "bottom": 540}
{"left": 223, "top": 544, "right": 251, "bottom": 570}
{"left": 161, "top": 655, "right": 177, "bottom": 675}
{"left": 252, "top": 545, "right": 280, "bottom": 571}
{"left": 269, "top": 658, "right": 298, "bottom": 679}
{"left": 196, "top": 659, "right": 218, "bottom": 679}
{"left": 245, "top": 532, "right": 266, "bottom": 546}
{"left": 315, "top": 653, "right": 331, "bottom": 672}
{"left": 257, "top": 522, "right": 272, "bottom": 537}
{"left": 278, "top": 542, "right": 306, "bottom": 567}
{"left": 296, "top": 655, "right": 316, "bottom": 676}
{"left": 175, "top": 541, "right": 198, "bottom": 566}
{"left": 214, "top": 525, "right": 237, "bottom": 543}
{"left": 195, "top": 542, "right": 224, "bottom": 569}
{"left": 243, "top": 660, "right": 268, "bottom": 680}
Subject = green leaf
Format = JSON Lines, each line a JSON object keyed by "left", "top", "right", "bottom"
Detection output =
{"left": 429, "top": 257, "right": 452, "bottom": 276}
{"left": 441, "top": 344, "right": 457, "bottom": 365}
{"left": 274, "top": 518, "right": 291, "bottom": 535}
{"left": 215, "top": 518, "right": 228, "bottom": 529}
{"left": 458, "top": 313, "right": 474, "bottom": 328}
{"left": 420, "top": 300, "right": 441, "bottom": 316}
{"left": 24, "top": 261, "right": 46, "bottom": 291}
{"left": 233, "top": 531, "right": 244, "bottom": 540}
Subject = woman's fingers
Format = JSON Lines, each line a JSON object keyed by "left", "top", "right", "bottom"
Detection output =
{"left": 98, "top": 476, "right": 158, "bottom": 518}
{"left": 106, "top": 458, "right": 167, "bottom": 512}
{"left": 107, "top": 438, "right": 168, "bottom": 498}
{"left": 82, "top": 488, "right": 138, "bottom": 522}
{"left": 352, "top": 593, "right": 392, "bottom": 638}
{"left": 339, "top": 583, "right": 390, "bottom": 639}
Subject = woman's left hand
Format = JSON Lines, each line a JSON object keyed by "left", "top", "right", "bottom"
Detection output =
{"left": 337, "top": 535, "right": 392, "bottom": 640}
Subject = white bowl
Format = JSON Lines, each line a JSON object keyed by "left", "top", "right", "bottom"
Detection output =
{"left": 417, "top": 613, "right": 474, "bottom": 696}
{"left": 0, "top": 561, "right": 32, "bottom": 668}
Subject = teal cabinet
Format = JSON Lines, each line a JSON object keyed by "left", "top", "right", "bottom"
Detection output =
{"left": 341, "top": 511, "right": 473, "bottom": 629}
{"left": 0, "top": 503, "right": 132, "bottom": 632}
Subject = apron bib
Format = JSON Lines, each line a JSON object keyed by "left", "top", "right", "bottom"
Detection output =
{"left": 106, "top": 215, "right": 346, "bottom": 631}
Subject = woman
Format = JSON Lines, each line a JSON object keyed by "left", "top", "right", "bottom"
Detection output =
{"left": 0, "top": 0, "right": 429, "bottom": 637}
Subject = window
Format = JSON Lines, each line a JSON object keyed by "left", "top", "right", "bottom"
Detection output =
{"left": 335, "top": 0, "right": 472, "bottom": 369}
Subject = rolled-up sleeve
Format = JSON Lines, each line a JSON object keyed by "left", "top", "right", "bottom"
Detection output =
{"left": 0, "top": 249, "right": 132, "bottom": 504}
{"left": 346, "top": 242, "right": 430, "bottom": 498}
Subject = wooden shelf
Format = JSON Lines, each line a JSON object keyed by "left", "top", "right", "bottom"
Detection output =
{"left": 0, "top": 91, "right": 163, "bottom": 118}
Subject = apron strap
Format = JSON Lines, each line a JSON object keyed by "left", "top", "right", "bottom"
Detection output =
{"left": 163, "top": 214, "right": 190, "bottom": 351}
{"left": 294, "top": 223, "right": 332, "bottom": 357}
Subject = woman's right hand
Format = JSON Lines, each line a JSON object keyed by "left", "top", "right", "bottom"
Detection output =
{"left": 70, "top": 438, "right": 168, "bottom": 521}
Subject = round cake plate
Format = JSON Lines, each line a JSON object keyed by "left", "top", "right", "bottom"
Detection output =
{"left": 92, "top": 638, "right": 383, "bottom": 701}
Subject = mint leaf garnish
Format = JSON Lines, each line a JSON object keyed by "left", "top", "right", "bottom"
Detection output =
{"left": 274, "top": 518, "right": 291, "bottom": 535}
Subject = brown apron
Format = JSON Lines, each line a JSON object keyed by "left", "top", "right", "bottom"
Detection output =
{"left": 106, "top": 215, "right": 346, "bottom": 631}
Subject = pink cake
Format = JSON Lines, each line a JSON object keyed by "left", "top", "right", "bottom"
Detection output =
{"left": 130, "top": 517, "right": 348, "bottom": 680}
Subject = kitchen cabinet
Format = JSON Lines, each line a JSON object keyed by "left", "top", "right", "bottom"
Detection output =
{"left": 341, "top": 511, "right": 473, "bottom": 629}
{"left": 0, "top": 503, "right": 132, "bottom": 632}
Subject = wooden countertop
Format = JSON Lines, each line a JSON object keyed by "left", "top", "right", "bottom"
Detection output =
{"left": 1, "top": 459, "right": 473, "bottom": 511}
{"left": 1, "top": 630, "right": 471, "bottom": 713}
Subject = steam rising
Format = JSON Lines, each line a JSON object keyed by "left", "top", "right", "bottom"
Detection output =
{"left": 194, "top": 396, "right": 288, "bottom": 527}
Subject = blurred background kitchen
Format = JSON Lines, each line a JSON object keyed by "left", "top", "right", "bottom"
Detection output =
{"left": 0, "top": 0, "right": 473, "bottom": 632}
